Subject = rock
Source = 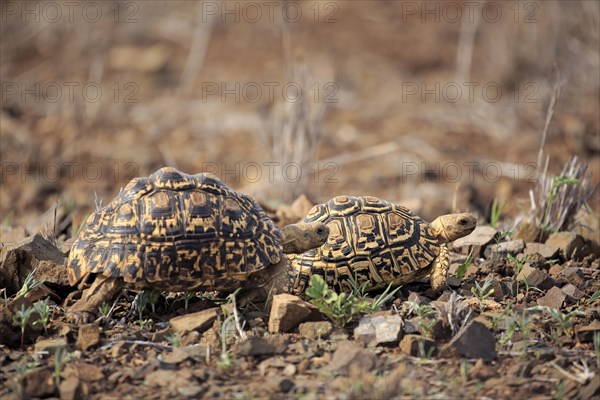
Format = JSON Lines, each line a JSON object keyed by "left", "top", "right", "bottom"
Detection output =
{"left": 169, "top": 307, "right": 219, "bottom": 335}
{"left": 163, "top": 347, "right": 190, "bottom": 364}
{"left": 575, "top": 320, "right": 600, "bottom": 342}
{"left": 177, "top": 386, "right": 205, "bottom": 397}
{"left": 514, "top": 220, "right": 546, "bottom": 243}
{"left": 516, "top": 265, "right": 556, "bottom": 290}
{"left": 268, "top": 294, "right": 314, "bottom": 333}
{"left": 35, "top": 337, "right": 69, "bottom": 353}
{"left": 536, "top": 286, "right": 566, "bottom": 309}
{"left": 298, "top": 321, "right": 333, "bottom": 340}
{"left": 144, "top": 369, "right": 194, "bottom": 391}
{"left": 484, "top": 240, "right": 525, "bottom": 259}
{"left": 579, "top": 375, "right": 600, "bottom": 399}
{"left": 523, "top": 242, "right": 559, "bottom": 259}
{"left": 22, "top": 367, "right": 55, "bottom": 398}
{"left": 283, "top": 364, "right": 297, "bottom": 377}
{"left": 354, "top": 314, "right": 403, "bottom": 346}
{"left": 407, "top": 292, "right": 431, "bottom": 305}
{"left": 443, "top": 320, "right": 496, "bottom": 362}
{"left": 236, "top": 336, "right": 287, "bottom": 357}
{"left": 445, "top": 276, "right": 462, "bottom": 288}
{"left": 451, "top": 226, "right": 498, "bottom": 257}
{"left": 545, "top": 232, "right": 589, "bottom": 261}
{"left": 403, "top": 318, "right": 420, "bottom": 334}
{"left": 59, "top": 376, "right": 82, "bottom": 400}
{"left": 264, "top": 376, "right": 295, "bottom": 393}
{"left": 561, "top": 283, "right": 585, "bottom": 301}
{"left": 0, "top": 234, "right": 68, "bottom": 295}
{"left": 77, "top": 323, "right": 100, "bottom": 351}
{"left": 487, "top": 280, "right": 514, "bottom": 301}
{"left": 399, "top": 334, "right": 437, "bottom": 357}
{"left": 325, "top": 341, "right": 380, "bottom": 375}
{"left": 557, "top": 267, "right": 586, "bottom": 287}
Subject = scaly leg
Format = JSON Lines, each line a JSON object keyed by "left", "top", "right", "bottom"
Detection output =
{"left": 430, "top": 244, "right": 450, "bottom": 293}
{"left": 67, "top": 275, "right": 124, "bottom": 324}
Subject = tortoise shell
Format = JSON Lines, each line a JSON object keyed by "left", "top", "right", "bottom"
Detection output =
{"left": 67, "top": 167, "right": 282, "bottom": 291}
{"left": 291, "top": 195, "right": 440, "bottom": 294}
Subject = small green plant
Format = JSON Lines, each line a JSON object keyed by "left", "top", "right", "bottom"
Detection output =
{"left": 13, "top": 304, "right": 36, "bottom": 349}
{"left": 217, "top": 313, "right": 237, "bottom": 370}
{"left": 53, "top": 347, "right": 72, "bottom": 387}
{"left": 542, "top": 176, "right": 580, "bottom": 231}
{"left": 32, "top": 298, "right": 50, "bottom": 334}
{"left": 454, "top": 251, "right": 473, "bottom": 279}
{"left": 99, "top": 302, "right": 111, "bottom": 317}
{"left": 183, "top": 291, "right": 197, "bottom": 310}
{"left": 508, "top": 254, "right": 526, "bottom": 296}
{"left": 588, "top": 290, "right": 600, "bottom": 304}
{"left": 166, "top": 333, "right": 181, "bottom": 348}
{"left": 16, "top": 269, "right": 43, "bottom": 297}
{"left": 471, "top": 280, "right": 494, "bottom": 312}
{"left": 490, "top": 198, "right": 506, "bottom": 228}
{"left": 405, "top": 301, "right": 437, "bottom": 337}
{"left": 499, "top": 310, "right": 532, "bottom": 347}
{"left": 527, "top": 305, "right": 585, "bottom": 344}
{"left": 306, "top": 275, "right": 400, "bottom": 328}
{"left": 143, "top": 290, "right": 161, "bottom": 314}
{"left": 417, "top": 340, "right": 436, "bottom": 359}
{"left": 594, "top": 331, "right": 600, "bottom": 369}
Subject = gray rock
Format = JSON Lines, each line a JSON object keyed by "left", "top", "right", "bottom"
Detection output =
{"left": 170, "top": 307, "right": 219, "bottom": 335}
{"left": 264, "top": 376, "right": 295, "bottom": 393}
{"left": 575, "top": 320, "right": 600, "bottom": 343}
{"left": 354, "top": 314, "right": 403, "bottom": 346}
{"left": 298, "top": 321, "right": 333, "bottom": 340}
{"left": 536, "top": 286, "right": 566, "bottom": 310}
{"left": 484, "top": 239, "right": 525, "bottom": 259}
{"left": 399, "top": 334, "right": 437, "bottom": 357}
{"left": 268, "top": 294, "right": 315, "bottom": 333}
{"left": 561, "top": 283, "right": 585, "bottom": 301}
{"left": 325, "top": 340, "right": 380, "bottom": 375}
{"left": 236, "top": 336, "right": 287, "bottom": 357}
{"left": 443, "top": 320, "right": 496, "bottom": 362}
{"left": 557, "top": 267, "right": 586, "bottom": 287}
{"left": 523, "top": 242, "right": 559, "bottom": 259}
{"left": 77, "top": 323, "right": 100, "bottom": 351}
{"left": 546, "top": 232, "right": 590, "bottom": 261}
{"left": 452, "top": 226, "right": 498, "bottom": 257}
{"left": 516, "top": 265, "right": 556, "bottom": 290}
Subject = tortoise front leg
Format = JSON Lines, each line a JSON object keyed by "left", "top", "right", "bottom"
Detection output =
{"left": 430, "top": 244, "right": 450, "bottom": 293}
{"left": 67, "top": 275, "right": 124, "bottom": 324}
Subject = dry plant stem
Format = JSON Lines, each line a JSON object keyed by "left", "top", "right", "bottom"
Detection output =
{"left": 100, "top": 340, "right": 173, "bottom": 351}
{"left": 231, "top": 294, "right": 247, "bottom": 340}
{"left": 455, "top": 0, "right": 483, "bottom": 82}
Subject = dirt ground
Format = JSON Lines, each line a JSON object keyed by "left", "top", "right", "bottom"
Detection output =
{"left": 1, "top": 1, "right": 599, "bottom": 399}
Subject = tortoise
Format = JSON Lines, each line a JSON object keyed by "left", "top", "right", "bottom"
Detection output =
{"left": 66, "top": 167, "right": 328, "bottom": 323}
{"left": 289, "top": 195, "right": 477, "bottom": 295}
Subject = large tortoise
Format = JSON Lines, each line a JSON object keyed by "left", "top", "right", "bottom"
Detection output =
{"left": 290, "top": 195, "right": 476, "bottom": 295}
{"left": 66, "top": 167, "right": 328, "bottom": 323}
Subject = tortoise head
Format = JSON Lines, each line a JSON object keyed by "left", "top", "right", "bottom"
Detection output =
{"left": 430, "top": 213, "right": 477, "bottom": 243}
{"left": 281, "top": 222, "right": 329, "bottom": 254}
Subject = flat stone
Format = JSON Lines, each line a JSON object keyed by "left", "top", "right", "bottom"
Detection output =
{"left": 325, "top": 340, "right": 380, "bottom": 375}
{"left": 268, "top": 294, "right": 314, "bottom": 333}
{"left": 445, "top": 276, "right": 462, "bottom": 288}
{"left": 163, "top": 347, "right": 190, "bottom": 364}
{"left": 484, "top": 240, "right": 525, "bottom": 259}
{"left": 236, "top": 336, "right": 287, "bottom": 357}
{"left": 59, "top": 376, "right": 82, "bottom": 400}
{"left": 516, "top": 265, "right": 556, "bottom": 290}
{"left": 408, "top": 292, "right": 431, "bottom": 305}
{"left": 399, "top": 334, "right": 437, "bottom": 357}
{"left": 557, "top": 267, "right": 586, "bottom": 287}
{"left": 77, "top": 323, "right": 100, "bottom": 351}
{"left": 514, "top": 220, "right": 546, "bottom": 243}
{"left": 298, "top": 321, "right": 333, "bottom": 340}
{"left": 523, "top": 242, "right": 559, "bottom": 259}
{"left": 354, "top": 314, "right": 403, "bottom": 346}
{"left": 575, "top": 320, "right": 600, "bottom": 342}
{"left": 0, "top": 234, "right": 68, "bottom": 295}
{"left": 35, "top": 337, "right": 69, "bottom": 353}
{"left": 487, "top": 280, "right": 514, "bottom": 301}
{"left": 452, "top": 226, "right": 498, "bottom": 257}
{"left": 546, "top": 232, "right": 589, "bottom": 261}
{"left": 169, "top": 307, "right": 219, "bottom": 335}
{"left": 536, "top": 286, "right": 566, "bottom": 310}
{"left": 443, "top": 320, "right": 496, "bottom": 362}
{"left": 561, "top": 283, "right": 585, "bottom": 301}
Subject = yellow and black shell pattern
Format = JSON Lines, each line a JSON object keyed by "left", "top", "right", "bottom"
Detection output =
{"left": 291, "top": 195, "right": 440, "bottom": 294}
{"left": 67, "top": 167, "right": 283, "bottom": 291}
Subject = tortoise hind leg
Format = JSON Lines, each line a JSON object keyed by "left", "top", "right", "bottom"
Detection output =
{"left": 67, "top": 275, "right": 124, "bottom": 324}
{"left": 430, "top": 244, "right": 450, "bottom": 293}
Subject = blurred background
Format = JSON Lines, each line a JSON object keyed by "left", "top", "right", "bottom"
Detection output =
{"left": 1, "top": 0, "right": 598, "bottom": 235}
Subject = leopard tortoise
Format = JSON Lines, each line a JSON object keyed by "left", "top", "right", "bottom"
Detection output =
{"left": 66, "top": 167, "right": 328, "bottom": 323}
{"left": 290, "top": 195, "right": 476, "bottom": 295}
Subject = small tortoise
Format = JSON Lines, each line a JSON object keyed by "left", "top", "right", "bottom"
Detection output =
{"left": 290, "top": 195, "right": 476, "bottom": 295}
{"left": 66, "top": 167, "right": 328, "bottom": 323}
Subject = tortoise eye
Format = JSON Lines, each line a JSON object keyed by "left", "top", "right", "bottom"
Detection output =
{"left": 459, "top": 219, "right": 468, "bottom": 225}
{"left": 316, "top": 227, "right": 325, "bottom": 235}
